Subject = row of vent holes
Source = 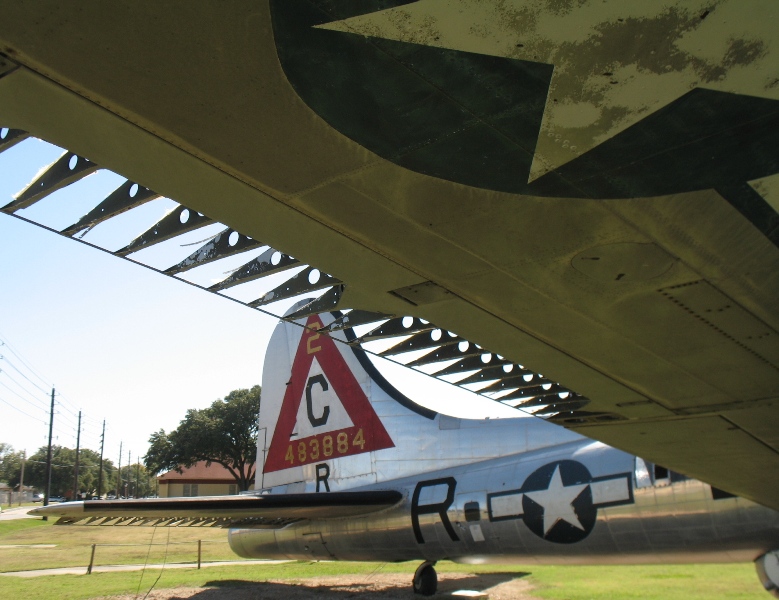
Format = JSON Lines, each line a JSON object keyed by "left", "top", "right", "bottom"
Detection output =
{"left": 397, "top": 318, "right": 527, "bottom": 369}
{"left": 395, "top": 317, "right": 542, "bottom": 375}
{"left": 499, "top": 363, "right": 534, "bottom": 381}
{"left": 429, "top": 328, "right": 458, "bottom": 342}
{"left": 179, "top": 208, "right": 204, "bottom": 224}
{"left": 401, "top": 316, "right": 430, "bottom": 329}
{"left": 480, "top": 353, "right": 516, "bottom": 367}
{"left": 0, "top": 128, "right": 578, "bottom": 410}
{"left": 308, "top": 268, "right": 335, "bottom": 285}
{"left": 486, "top": 365, "right": 535, "bottom": 381}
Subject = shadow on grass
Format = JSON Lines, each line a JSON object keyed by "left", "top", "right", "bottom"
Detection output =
{"left": 168, "top": 572, "right": 531, "bottom": 598}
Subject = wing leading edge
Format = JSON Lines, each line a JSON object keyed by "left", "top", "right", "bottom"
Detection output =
{"left": 28, "top": 490, "right": 403, "bottom": 528}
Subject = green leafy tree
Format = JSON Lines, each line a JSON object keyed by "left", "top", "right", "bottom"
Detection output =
{"left": 23, "top": 446, "right": 77, "bottom": 497}
{"left": 117, "top": 463, "right": 155, "bottom": 498}
{"left": 73, "top": 449, "right": 116, "bottom": 498}
{"left": 144, "top": 386, "right": 260, "bottom": 491}
{"left": 95, "top": 457, "right": 117, "bottom": 498}
{"left": 0, "top": 444, "right": 26, "bottom": 488}
{"left": 18, "top": 446, "right": 115, "bottom": 498}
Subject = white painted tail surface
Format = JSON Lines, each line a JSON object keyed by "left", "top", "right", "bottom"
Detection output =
{"left": 256, "top": 307, "right": 581, "bottom": 491}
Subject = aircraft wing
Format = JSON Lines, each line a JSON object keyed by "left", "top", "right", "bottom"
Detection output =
{"left": 27, "top": 491, "right": 403, "bottom": 527}
{"left": 1, "top": 3, "right": 778, "bottom": 509}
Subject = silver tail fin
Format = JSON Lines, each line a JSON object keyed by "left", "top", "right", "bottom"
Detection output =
{"left": 256, "top": 306, "right": 537, "bottom": 492}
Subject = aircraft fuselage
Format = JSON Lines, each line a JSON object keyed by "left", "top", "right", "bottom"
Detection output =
{"left": 229, "top": 439, "right": 779, "bottom": 564}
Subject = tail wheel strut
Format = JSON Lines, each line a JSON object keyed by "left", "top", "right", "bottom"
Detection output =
{"left": 413, "top": 560, "right": 437, "bottom": 596}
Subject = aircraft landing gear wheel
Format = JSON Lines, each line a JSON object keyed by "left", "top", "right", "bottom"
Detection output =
{"left": 413, "top": 561, "right": 437, "bottom": 596}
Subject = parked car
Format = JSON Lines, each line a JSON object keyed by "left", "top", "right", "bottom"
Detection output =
{"left": 47, "top": 496, "right": 65, "bottom": 503}
{"left": 32, "top": 493, "right": 44, "bottom": 502}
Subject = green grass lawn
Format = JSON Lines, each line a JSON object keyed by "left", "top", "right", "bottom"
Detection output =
{"left": 0, "top": 518, "right": 50, "bottom": 537}
{"left": 0, "top": 518, "right": 770, "bottom": 599}
{"left": 529, "top": 563, "right": 766, "bottom": 599}
{"left": 0, "top": 562, "right": 768, "bottom": 600}
{"left": 0, "top": 518, "right": 233, "bottom": 572}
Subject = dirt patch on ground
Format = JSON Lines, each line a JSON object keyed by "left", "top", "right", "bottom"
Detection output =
{"left": 101, "top": 572, "right": 539, "bottom": 599}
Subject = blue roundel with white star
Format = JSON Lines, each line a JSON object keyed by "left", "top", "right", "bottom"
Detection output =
{"left": 487, "top": 460, "right": 633, "bottom": 545}
{"left": 521, "top": 461, "right": 597, "bottom": 544}
{"left": 270, "top": 0, "right": 779, "bottom": 248}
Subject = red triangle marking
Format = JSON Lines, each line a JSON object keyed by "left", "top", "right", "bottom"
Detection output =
{"left": 264, "top": 315, "right": 394, "bottom": 473}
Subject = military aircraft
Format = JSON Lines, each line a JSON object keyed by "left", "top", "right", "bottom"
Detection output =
{"left": 1, "top": 1, "right": 778, "bottom": 516}
{"left": 32, "top": 307, "right": 779, "bottom": 596}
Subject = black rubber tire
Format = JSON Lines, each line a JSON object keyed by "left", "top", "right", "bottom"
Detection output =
{"left": 413, "top": 563, "right": 437, "bottom": 596}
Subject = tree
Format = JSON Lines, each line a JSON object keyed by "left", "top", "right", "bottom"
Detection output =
{"left": 20, "top": 446, "right": 74, "bottom": 496}
{"left": 0, "top": 444, "right": 25, "bottom": 488}
{"left": 117, "top": 463, "right": 155, "bottom": 498}
{"left": 144, "top": 386, "right": 260, "bottom": 491}
{"left": 15, "top": 446, "right": 115, "bottom": 498}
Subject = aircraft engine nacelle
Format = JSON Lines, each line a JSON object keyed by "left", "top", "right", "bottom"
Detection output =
{"left": 229, "top": 528, "right": 291, "bottom": 561}
{"left": 756, "top": 551, "right": 779, "bottom": 598}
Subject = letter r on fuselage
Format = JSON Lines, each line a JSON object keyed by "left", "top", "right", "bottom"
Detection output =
{"left": 411, "top": 477, "right": 459, "bottom": 544}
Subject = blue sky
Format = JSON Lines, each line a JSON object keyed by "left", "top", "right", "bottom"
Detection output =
{"left": 0, "top": 137, "right": 273, "bottom": 463}
{"left": 0, "top": 136, "right": 519, "bottom": 469}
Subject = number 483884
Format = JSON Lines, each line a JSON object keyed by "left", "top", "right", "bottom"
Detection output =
{"left": 285, "top": 429, "right": 366, "bottom": 465}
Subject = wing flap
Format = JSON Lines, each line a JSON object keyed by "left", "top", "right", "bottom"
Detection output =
{"left": 29, "top": 490, "right": 403, "bottom": 528}
{"left": 52, "top": 515, "right": 300, "bottom": 528}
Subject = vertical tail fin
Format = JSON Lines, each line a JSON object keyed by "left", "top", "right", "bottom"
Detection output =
{"left": 257, "top": 307, "right": 439, "bottom": 491}
{"left": 256, "top": 306, "right": 533, "bottom": 492}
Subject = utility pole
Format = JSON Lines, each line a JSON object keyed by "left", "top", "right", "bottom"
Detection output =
{"left": 128, "top": 450, "right": 132, "bottom": 498}
{"left": 97, "top": 420, "right": 105, "bottom": 499}
{"left": 116, "top": 441, "right": 122, "bottom": 498}
{"left": 18, "top": 450, "right": 25, "bottom": 506}
{"left": 44, "top": 387, "right": 55, "bottom": 510}
{"left": 135, "top": 459, "right": 140, "bottom": 498}
{"left": 73, "top": 410, "right": 81, "bottom": 500}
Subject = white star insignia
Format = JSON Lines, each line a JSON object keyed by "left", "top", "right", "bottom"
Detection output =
{"left": 524, "top": 465, "right": 588, "bottom": 536}
{"left": 320, "top": 0, "right": 779, "bottom": 181}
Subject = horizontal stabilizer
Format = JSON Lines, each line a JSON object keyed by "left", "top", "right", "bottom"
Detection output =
{"left": 28, "top": 490, "right": 402, "bottom": 528}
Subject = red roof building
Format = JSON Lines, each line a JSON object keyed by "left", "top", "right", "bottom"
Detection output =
{"left": 157, "top": 461, "right": 253, "bottom": 497}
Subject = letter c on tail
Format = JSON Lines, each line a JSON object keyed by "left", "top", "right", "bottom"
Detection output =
{"left": 306, "top": 374, "right": 330, "bottom": 427}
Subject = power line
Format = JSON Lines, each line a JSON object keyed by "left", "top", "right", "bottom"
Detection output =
{"left": 22, "top": 458, "right": 111, "bottom": 470}
{"left": 0, "top": 394, "right": 49, "bottom": 425}
{"left": 0, "top": 354, "right": 50, "bottom": 395}
{"left": 81, "top": 414, "right": 105, "bottom": 427}
{"left": 54, "top": 394, "right": 81, "bottom": 418}
{"left": 0, "top": 334, "right": 100, "bottom": 431}
{"left": 0, "top": 402, "right": 91, "bottom": 452}
{"left": 0, "top": 380, "right": 49, "bottom": 414}
{"left": 0, "top": 371, "right": 50, "bottom": 409}
{"left": 57, "top": 393, "right": 82, "bottom": 412}
{"left": 0, "top": 365, "right": 104, "bottom": 449}
{"left": 0, "top": 333, "right": 52, "bottom": 389}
